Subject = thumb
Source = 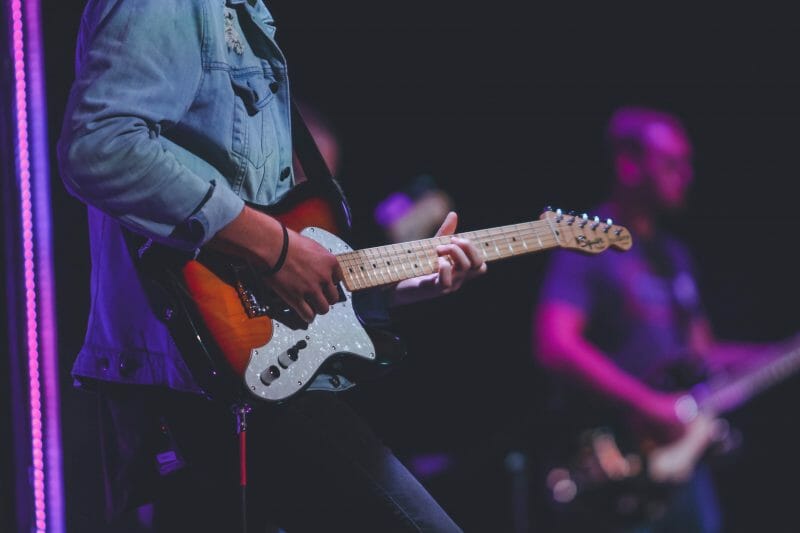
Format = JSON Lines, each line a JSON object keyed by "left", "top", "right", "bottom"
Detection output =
{"left": 435, "top": 211, "right": 458, "bottom": 237}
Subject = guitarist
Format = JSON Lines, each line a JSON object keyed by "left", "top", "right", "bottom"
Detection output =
{"left": 533, "top": 106, "right": 757, "bottom": 533}
{"left": 57, "top": 1, "right": 485, "bottom": 531}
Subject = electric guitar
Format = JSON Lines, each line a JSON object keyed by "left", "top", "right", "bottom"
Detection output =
{"left": 545, "top": 335, "right": 800, "bottom": 526}
{"left": 139, "top": 178, "right": 632, "bottom": 403}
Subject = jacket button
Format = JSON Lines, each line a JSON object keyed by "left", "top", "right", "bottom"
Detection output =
{"left": 119, "top": 356, "right": 139, "bottom": 378}
{"left": 269, "top": 81, "right": 279, "bottom": 93}
{"left": 99, "top": 357, "right": 110, "bottom": 371}
{"left": 279, "top": 166, "right": 291, "bottom": 180}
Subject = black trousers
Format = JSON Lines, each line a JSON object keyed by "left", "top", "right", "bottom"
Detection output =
{"left": 97, "top": 383, "right": 461, "bottom": 532}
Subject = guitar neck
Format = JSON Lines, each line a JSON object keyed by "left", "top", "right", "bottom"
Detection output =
{"left": 337, "top": 219, "right": 561, "bottom": 291}
{"left": 701, "top": 343, "right": 800, "bottom": 415}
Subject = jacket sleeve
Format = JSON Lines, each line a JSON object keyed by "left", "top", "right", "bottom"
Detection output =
{"left": 57, "top": 0, "right": 244, "bottom": 250}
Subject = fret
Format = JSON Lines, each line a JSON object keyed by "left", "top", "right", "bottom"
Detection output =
{"left": 506, "top": 225, "right": 518, "bottom": 255}
{"left": 544, "top": 216, "right": 561, "bottom": 245}
{"left": 344, "top": 253, "right": 361, "bottom": 287}
{"left": 377, "top": 246, "right": 395, "bottom": 283}
{"left": 385, "top": 244, "right": 399, "bottom": 279}
{"left": 519, "top": 223, "right": 531, "bottom": 251}
{"left": 488, "top": 228, "right": 501, "bottom": 259}
{"left": 512, "top": 227, "right": 524, "bottom": 253}
{"left": 340, "top": 262, "right": 356, "bottom": 291}
{"left": 355, "top": 255, "right": 368, "bottom": 289}
{"left": 399, "top": 243, "right": 416, "bottom": 277}
{"left": 339, "top": 254, "right": 357, "bottom": 290}
{"left": 518, "top": 223, "right": 533, "bottom": 251}
{"left": 389, "top": 244, "right": 403, "bottom": 281}
{"left": 475, "top": 228, "right": 491, "bottom": 260}
{"left": 483, "top": 229, "right": 497, "bottom": 258}
{"left": 397, "top": 243, "right": 412, "bottom": 278}
{"left": 360, "top": 253, "right": 377, "bottom": 287}
{"left": 368, "top": 247, "right": 391, "bottom": 286}
{"left": 411, "top": 240, "right": 432, "bottom": 276}
{"left": 501, "top": 227, "right": 516, "bottom": 257}
{"left": 534, "top": 222, "right": 544, "bottom": 249}
{"left": 369, "top": 245, "right": 390, "bottom": 283}
{"left": 420, "top": 240, "right": 437, "bottom": 273}
{"left": 359, "top": 249, "right": 375, "bottom": 286}
{"left": 364, "top": 247, "right": 381, "bottom": 285}
{"left": 355, "top": 254, "right": 369, "bottom": 287}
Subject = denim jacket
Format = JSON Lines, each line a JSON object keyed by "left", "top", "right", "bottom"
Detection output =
{"left": 58, "top": 0, "right": 295, "bottom": 392}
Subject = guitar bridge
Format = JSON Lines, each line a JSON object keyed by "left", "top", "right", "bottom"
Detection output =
{"left": 235, "top": 280, "right": 269, "bottom": 318}
{"left": 234, "top": 277, "right": 309, "bottom": 330}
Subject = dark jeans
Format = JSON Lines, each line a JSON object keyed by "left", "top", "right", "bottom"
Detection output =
{"left": 97, "top": 383, "right": 461, "bottom": 532}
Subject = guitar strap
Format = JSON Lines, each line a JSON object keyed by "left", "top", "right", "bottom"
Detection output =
{"left": 290, "top": 102, "right": 334, "bottom": 183}
{"left": 289, "top": 101, "right": 354, "bottom": 230}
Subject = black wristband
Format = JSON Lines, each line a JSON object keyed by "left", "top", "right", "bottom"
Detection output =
{"left": 260, "top": 222, "right": 289, "bottom": 276}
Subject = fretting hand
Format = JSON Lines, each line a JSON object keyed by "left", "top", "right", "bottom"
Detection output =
{"left": 390, "top": 212, "right": 487, "bottom": 307}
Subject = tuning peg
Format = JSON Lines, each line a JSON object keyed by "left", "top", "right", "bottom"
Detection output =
{"left": 556, "top": 208, "right": 564, "bottom": 222}
{"left": 579, "top": 213, "right": 589, "bottom": 228}
{"left": 603, "top": 218, "right": 613, "bottom": 233}
{"left": 545, "top": 206, "right": 553, "bottom": 212}
{"left": 567, "top": 212, "right": 577, "bottom": 225}
{"left": 591, "top": 216, "right": 601, "bottom": 230}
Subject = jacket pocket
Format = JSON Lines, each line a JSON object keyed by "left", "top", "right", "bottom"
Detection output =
{"left": 229, "top": 66, "right": 278, "bottom": 170}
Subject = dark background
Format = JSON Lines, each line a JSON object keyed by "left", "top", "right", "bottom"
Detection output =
{"left": 38, "top": 2, "right": 800, "bottom": 532}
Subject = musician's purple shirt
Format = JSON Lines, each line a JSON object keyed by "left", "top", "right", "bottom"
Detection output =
{"left": 539, "top": 228, "right": 705, "bottom": 379}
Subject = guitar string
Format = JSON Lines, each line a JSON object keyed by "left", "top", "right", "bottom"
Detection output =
{"left": 337, "top": 222, "right": 623, "bottom": 288}
{"left": 338, "top": 228, "right": 562, "bottom": 288}
{"left": 337, "top": 218, "right": 629, "bottom": 287}
{"left": 339, "top": 229, "right": 565, "bottom": 289}
{"left": 337, "top": 222, "right": 564, "bottom": 268}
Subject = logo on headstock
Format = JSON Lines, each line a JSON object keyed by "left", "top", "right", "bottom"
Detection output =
{"left": 576, "top": 236, "right": 605, "bottom": 250}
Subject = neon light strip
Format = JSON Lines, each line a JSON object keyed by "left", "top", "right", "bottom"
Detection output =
{"left": 11, "top": 0, "right": 47, "bottom": 528}
{"left": 10, "top": 0, "right": 64, "bottom": 530}
{"left": 23, "top": 0, "right": 65, "bottom": 529}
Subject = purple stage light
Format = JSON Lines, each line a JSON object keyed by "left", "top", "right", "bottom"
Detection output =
{"left": 10, "top": 0, "right": 64, "bottom": 531}
{"left": 374, "top": 191, "right": 414, "bottom": 228}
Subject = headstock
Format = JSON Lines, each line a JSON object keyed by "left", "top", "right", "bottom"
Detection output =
{"left": 540, "top": 207, "right": 633, "bottom": 254}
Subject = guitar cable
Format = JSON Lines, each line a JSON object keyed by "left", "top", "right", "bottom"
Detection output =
{"left": 234, "top": 403, "right": 253, "bottom": 533}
